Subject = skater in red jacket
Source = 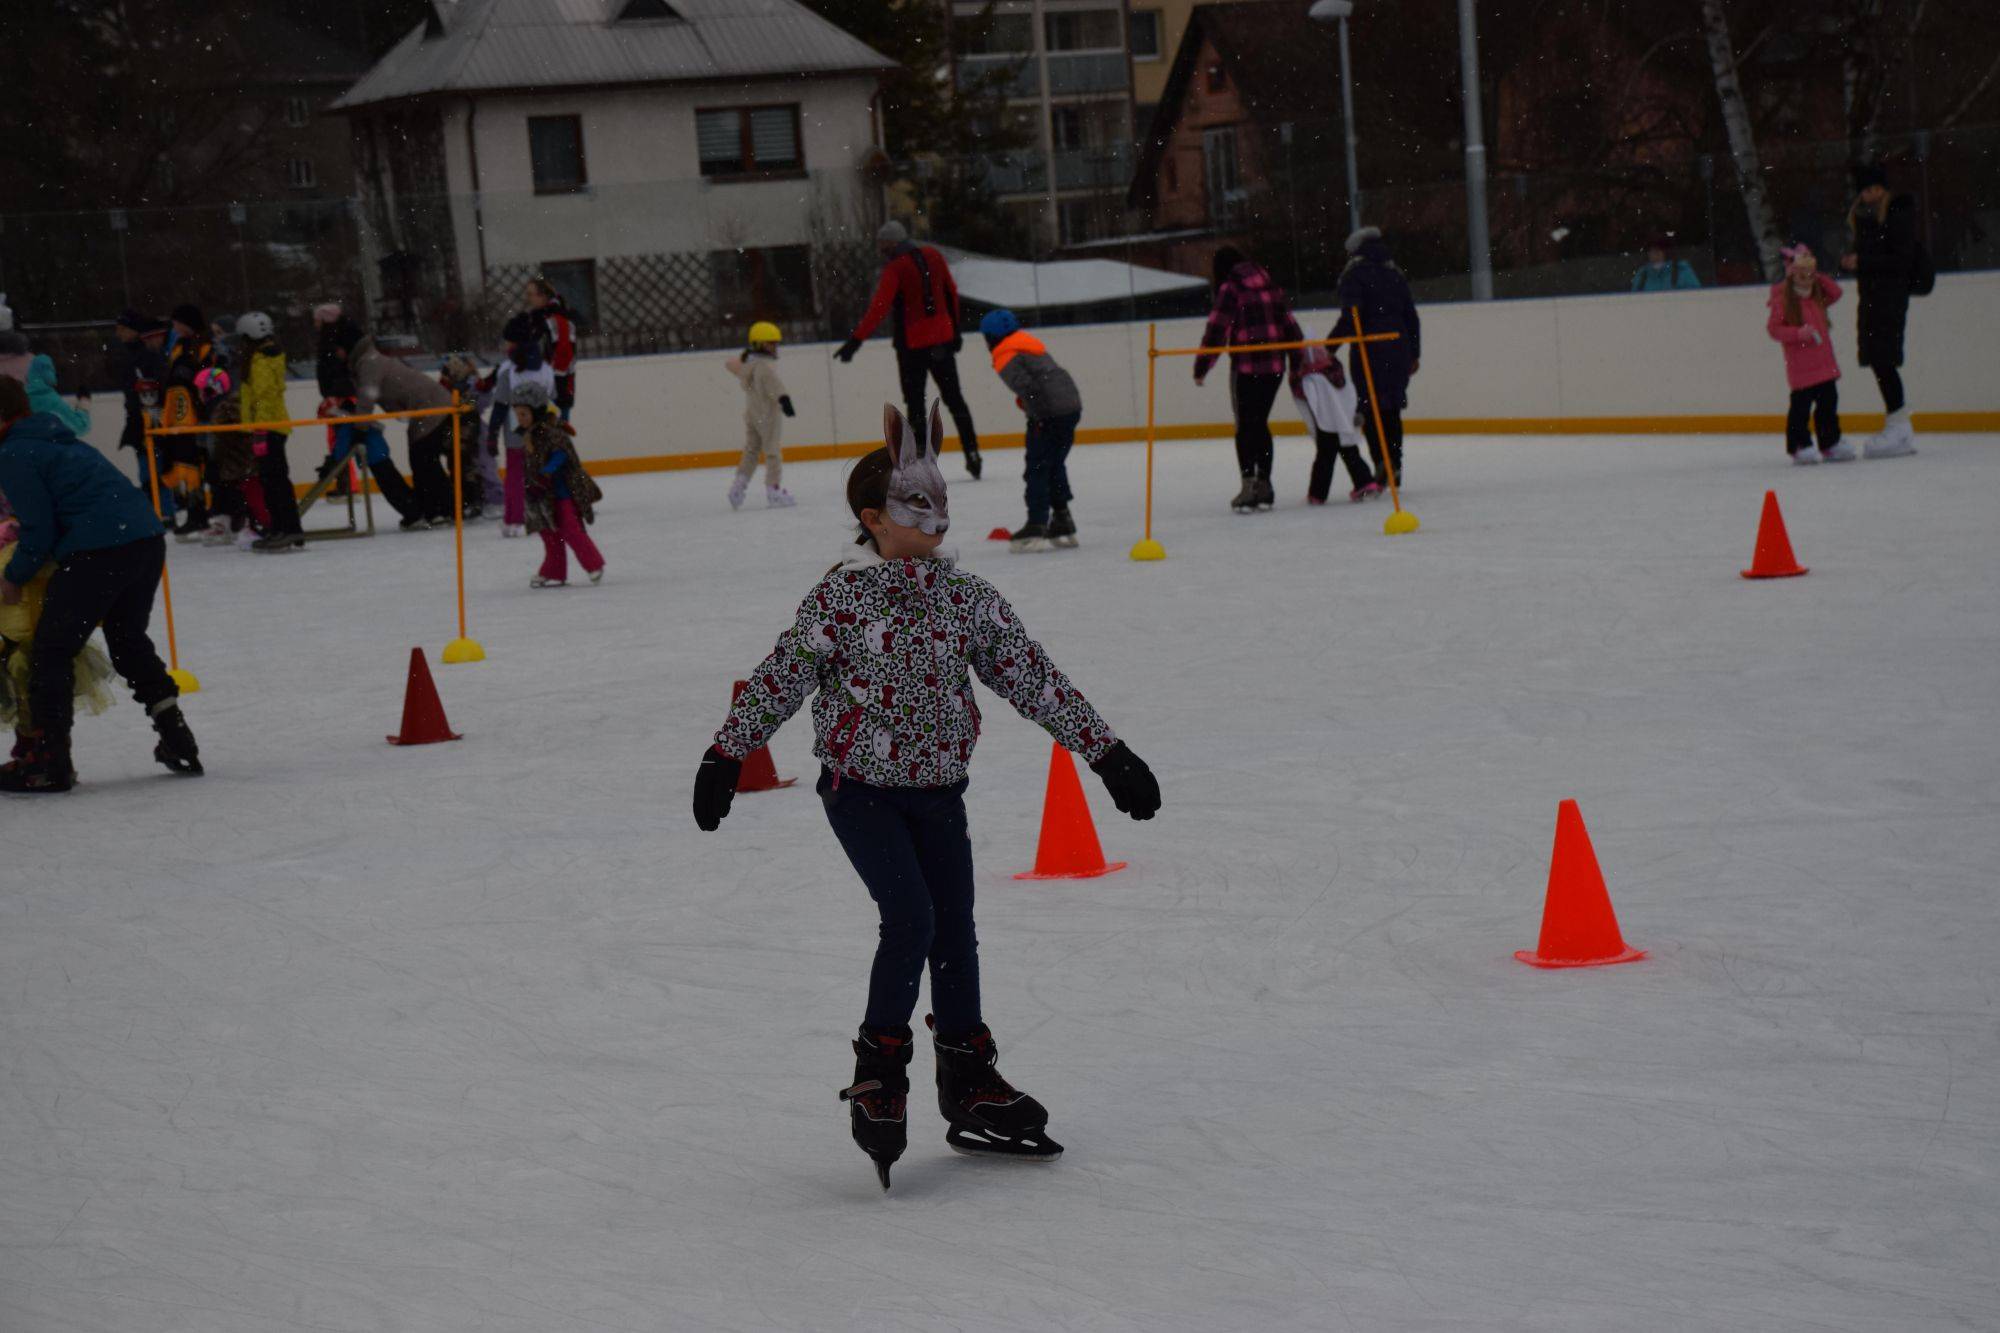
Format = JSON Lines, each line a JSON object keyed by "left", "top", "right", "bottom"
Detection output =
{"left": 835, "top": 222, "right": 984, "bottom": 479}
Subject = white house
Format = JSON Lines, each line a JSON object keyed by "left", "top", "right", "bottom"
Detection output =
{"left": 332, "top": 0, "right": 895, "bottom": 348}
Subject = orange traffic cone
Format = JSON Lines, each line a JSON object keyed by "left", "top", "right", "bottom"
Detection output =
{"left": 731, "top": 681, "right": 797, "bottom": 792}
{"left": 1515, "top": 800, "right": 1645, "bottom": 968}
{"left": 1741, "top": 490, "right": 1808, "bottom": 579}
{"left": 988, "top": 526, "right": 1012, "bottom": 541}
{"left": 387, "top": 647, "right": 463, "bottom": 746}
{"left": 1014, "top": 743, "right": 1127, "bottom": 880}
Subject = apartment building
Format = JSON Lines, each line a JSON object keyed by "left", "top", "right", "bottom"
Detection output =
{"left": 951, "top": 0, "right": 1136, "bottom": 247}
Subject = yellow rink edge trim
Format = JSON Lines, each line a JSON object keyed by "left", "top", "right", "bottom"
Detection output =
{"left": 297, "top": 409, "right": 1999, "bottom": 492}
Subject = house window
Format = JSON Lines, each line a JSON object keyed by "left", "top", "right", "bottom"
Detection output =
{"left": 1130, "top": 11, "right": 1162, "bottom": 60}
{"left": 535, "top": 259, "right": 598, "bottom": 332}
{"left": 284, "top": 96, "right": 311, "bottom": 127}
{"left": 696, "top": 105, "right": 803, "bottom": 178}
{"left": 286, "top": 157, "right": 318, "bottom": 189}
{"left": 709, "top": 245, "right": 816, "bottom": 321}
{"left": 528, "top": 115, "right": 588, "bottom": 194}
{"left": 1051, "top": 106, "right": 1086, "bottom": 151}
{"left": 1202, "top": 126, "right": 1239, "bottom": 224}
{"left": 957, "top": 12, "right": 1032, "bottom": 55}
{"left": 1045, "top": 10, "right": 1120, "bottom": 51}
{"left": 1207, "top": 63, "right": 1228, "bottom": 92}
{"left": 1058, "top": 199, "right": 1097, "bottom": 245}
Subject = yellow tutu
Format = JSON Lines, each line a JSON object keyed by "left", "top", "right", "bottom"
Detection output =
{"left": 0, "top": 541, "right": 118, "bottom": 730}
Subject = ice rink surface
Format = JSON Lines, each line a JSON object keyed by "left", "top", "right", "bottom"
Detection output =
{"left": 4, "top": 432, "right": 1998, "bottom": 1332}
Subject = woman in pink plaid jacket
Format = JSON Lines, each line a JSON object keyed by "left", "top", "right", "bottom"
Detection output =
{"left": 1192, "top": 247, "right": 1304, "bottom": 513}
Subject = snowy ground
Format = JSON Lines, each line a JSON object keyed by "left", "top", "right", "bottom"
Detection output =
{"left": 5, "top": 433, "right": 1998, "bottom": 1332}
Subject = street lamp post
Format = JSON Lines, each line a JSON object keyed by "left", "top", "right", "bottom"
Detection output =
{"left": 1307, "top": 0, "right": 1362, "bottom": 235}
{"left": 1456, "top": 0, "right": 1494, "bottom": 299}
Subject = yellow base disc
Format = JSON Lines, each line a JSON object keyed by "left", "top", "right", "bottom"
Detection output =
{"left": 1129, "top": 538, "right": 1167, "bottom": 562}
{"left": 441, "top": 638, "right": 488, "bottom": 664}
{"left": 169, "top": 668, "right": 202, "bottom": 694}
{"left": 1383, "top": 509, "right": 1420, "bottom": 536}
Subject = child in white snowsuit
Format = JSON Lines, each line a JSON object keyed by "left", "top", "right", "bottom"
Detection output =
{"left": 1290, "top": 348, "right": 1380, "bottom": 503}
{"left": 725, "top": 321, "right": 795, "bottom": 509}
{"left": 691, "top": 403, "right": 1160, "bottom": 1190}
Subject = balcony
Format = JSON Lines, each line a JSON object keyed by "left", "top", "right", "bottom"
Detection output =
{"left": 957, "top": 50, "right": 1130, "bottom": 99}
{"left": 965, "top": 143, "right": 1134, "bottom": 198}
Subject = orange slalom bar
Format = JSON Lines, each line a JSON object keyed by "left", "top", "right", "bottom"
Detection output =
{"left": 1151, "top": 332, "right": 1402, "bottom": 357}
{"left": 147, "top": 403, "right": 467, "bottom": 437}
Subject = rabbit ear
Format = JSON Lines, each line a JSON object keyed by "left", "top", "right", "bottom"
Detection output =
{"left": 882, "top": 403, "right": 905, "bottom": 464}
{"left": 928, "top": 401, "right": 945, "bottom": 460}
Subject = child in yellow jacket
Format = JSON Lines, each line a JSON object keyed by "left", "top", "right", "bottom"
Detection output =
{"left": 0, "top": 519, "right": 117, "bottom": 750}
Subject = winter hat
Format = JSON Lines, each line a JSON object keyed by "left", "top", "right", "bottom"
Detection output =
{"left": 1780, "top": 242, "right": 1815, "bottom": 270}
{"left": 876, "top": 220, "right": 909, "bottom": 246}
{"left": 501, "top": 311, "right": 539, "bottom": 346}
{"left": 978, "top": 308, "right": 1020, "bottom": 342}
{"left": 170, "top": 303, "right": 206, "bottom": 332}
{"left": 114, "top": 307, "right": 158, "bottom": 333}
{"left": 312, "top": 302, "right": 344, "bottom": 325}
{"left": 1344, "top": 226, "right": 1382, "bottom": 255}
{"left": 510, "top": 379, "right": 552, "bottom": 411}
{"left": 1851, "top": 161, "right": 1888, "bottom": 192}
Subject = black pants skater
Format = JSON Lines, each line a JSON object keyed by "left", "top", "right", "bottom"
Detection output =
{"left": 258, "top": 430, "right": 303, "bottom": 536}
{"left": 1786, "top": 381, "right": 1841, "bottom": 456}
{"left": 818, "top": 769, "right": 982, "bottom": 1034}
{"left": 1308, "top": 430, "right": 1375, "bottom": 502}
{"left": 1023, "top": 411, "right": 1079, "bottom": 526}
{"left": 29, "top": 535, "right": 177, "bottom": 739}
{"left": 895, "top": 345, "right": 981, "bottom": 468}
{"left": 1357, "top": 385, "right": 1405, "bottom": 488}
{"left": 1230, "top": 372, "right": 1285, "bottom": 479}
{"left": 407, "top": 427, "right": 456, "bottom": 522}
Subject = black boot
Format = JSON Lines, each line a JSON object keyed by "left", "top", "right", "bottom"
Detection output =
{"left": 962, "top": 439, "right": 983, "bottom": 481}
{"left": 1338, "top": 445, "right": 1376, "bottom": 495}
{"left": 1230, "top": 473, "right": 1257, "bottom": 513}
{"left": 927, "top": 1015, "right": 1063, "bottom": 1161}
{"left": 839, "top": 1023, "right": 914, "bottom": 1189}
{"left": 0, "top": 730, "right": 75, "bottom": 793}
{"left": 1048, "top": 506, "right": 1078, "bottom": 549}
{"left": 149, "top": 700, "right": 203, "bottom": 776}
{"left": 1008, "top": 520, "right": 1050, "bottom": 553}
{"left": 367, "top": 457, "right": 424, "bottom": 527}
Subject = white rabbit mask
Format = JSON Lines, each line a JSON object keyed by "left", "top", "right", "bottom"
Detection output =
{"left": 882, "top": 402, "right": 950, "bottom": 536}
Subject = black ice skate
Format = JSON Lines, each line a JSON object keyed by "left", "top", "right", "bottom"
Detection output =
{"left": 839, "top": 1024, "right": 914, "bottom": 1190}
{"left": 149, "top": 700, "right": 203, "bottom": 776}
{"left": 1253, "top": 476, "right": 1276, "bottom": 510}
{"left": 0, "top": 730, "right": 76, "bottom": 794}
{"left": 963, "top": 442, "right": 983, "bottom": 481}
{"left": 926, "top": 1015, "right": 1064, "bottom": 1162}
{"left": 1229, "top": 475, "right": 1258, "bottom": 513}
{"left": 1048, "top": 507, "right": 1078, "bottom": 549}
{"left": 1008, "top": 521, "right": 1050, "bottom": 553}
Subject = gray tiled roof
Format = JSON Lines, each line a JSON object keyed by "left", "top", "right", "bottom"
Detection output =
{"left": 333, "top": 0, "right": 895, "bottom": 111}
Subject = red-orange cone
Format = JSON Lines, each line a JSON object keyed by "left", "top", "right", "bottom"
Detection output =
{"left": 988, "top": 526, "right": 1012, "bottom": 541}
{"left": 1014, "top": 743, "right": 1127, "bottom": 881}
{"left": 1741, "top": 490, "right": 1808, "bottom": 579}
{"left": 1515, "top": 800, "right": 1645, "bottom": 968}
{"left": 731, "top": 680, "right": 796, "bottom": 792}
{"left": 387, "top": 647, "right": 463, "bottom": 746}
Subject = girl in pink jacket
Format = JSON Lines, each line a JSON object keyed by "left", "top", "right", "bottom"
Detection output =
{"left": 1766, "top": 244, "right": 1853, "bottom": 464}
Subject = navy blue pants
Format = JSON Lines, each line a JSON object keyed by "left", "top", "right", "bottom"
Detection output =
{"left": 818, "top": 768, "right": 981, "bottom": 1032}
{"left": 1023, "top": 411, "right": 1079, "bottom": 526}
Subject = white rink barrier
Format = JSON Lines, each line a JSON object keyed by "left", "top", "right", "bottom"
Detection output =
{"left": 85, "top": 270, "right": 1998, "bottom": 478}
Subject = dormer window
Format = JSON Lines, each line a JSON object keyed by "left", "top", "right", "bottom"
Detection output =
{"left": 615, "top": 0, "right": 680, "bottom": 20}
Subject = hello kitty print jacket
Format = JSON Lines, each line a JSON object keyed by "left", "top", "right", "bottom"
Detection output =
{"left": 715, "top": 549, "right": 1115, "bottom": 788}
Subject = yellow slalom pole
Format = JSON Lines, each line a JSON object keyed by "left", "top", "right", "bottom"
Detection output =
{"left": 140, "top": 424, "right": 200, "bottom": 693}
{"left": 1352, "top": 307, "right": 1418, "bottom": 536}
{"left": 441, "top": 391, "right": 486, "bottom": 664}
{"left": 1129, "top": 323, "right": 1165, "bottom": 562}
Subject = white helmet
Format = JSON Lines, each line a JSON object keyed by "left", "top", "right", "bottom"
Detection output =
{"left": 236, "top": 311, "right": 274, "bottom": 340}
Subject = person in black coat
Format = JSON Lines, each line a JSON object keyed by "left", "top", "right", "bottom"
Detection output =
{"left": 1840, "top": 162, "right": 1919, "bottom": 457}
{"left": 1330, "top": 227, "right": 1421, "bottom": 488}
{"left": 110, "top": 310, "right": 170, "bottom": 500}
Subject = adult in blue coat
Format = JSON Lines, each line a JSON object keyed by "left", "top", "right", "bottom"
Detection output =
{"left": 1329, "top": 227, "right": 1421, "bottom": 488}
{"left": 0, "top": 378, "right": 200, "bottom": 792}
{"left": 1630, "top": 237, "right": 1701, "bottom": 292}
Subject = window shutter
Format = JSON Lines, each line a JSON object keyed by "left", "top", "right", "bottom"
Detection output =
{"left": 696, "top": 109, "right": 742, "bottom": 167}
{"left": 748, "top": 107, "right": 798, "bottom": 167}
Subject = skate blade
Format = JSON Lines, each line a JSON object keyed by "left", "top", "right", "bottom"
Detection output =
{"left": 1009, "top": 538, "right": 1050, "bottom": 553}
{"left": 874, "top": 1159, "right": 893, "bottom": 1191}
{"left": 1050, "top": 535, "right": 1079, "bottom": 549}
{"left": 946, "top": 1126, "right": 1064, "bottom": 1162}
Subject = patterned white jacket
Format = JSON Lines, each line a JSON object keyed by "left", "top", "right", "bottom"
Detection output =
{"left": 715, "top": 549, "right": 1115, "bottom": 788}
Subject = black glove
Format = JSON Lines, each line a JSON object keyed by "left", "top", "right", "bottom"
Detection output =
{"left": 949, "top": 333, "right": 964, "bottom": 355}
{"left": 779, "top": 395, "right": 796, "bottom": 418}
{"left": 692, "top": 746, "right": 744, "bottom": 831}
{"left": 1090, "top": 742, "right": 1159, "bottom": 821}
{"left": 835, "top": 338, "right": 862, "bottom": 364}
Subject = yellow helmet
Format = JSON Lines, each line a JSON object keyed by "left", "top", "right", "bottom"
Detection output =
{"left": 748, "top": 321, "right": 783, "bottom": 346}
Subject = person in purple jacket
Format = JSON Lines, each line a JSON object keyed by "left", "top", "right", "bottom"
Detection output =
{"left": 1193, "top": 247, "right": 1304, "bottom": 512}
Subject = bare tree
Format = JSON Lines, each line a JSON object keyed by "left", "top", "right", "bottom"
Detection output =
{"left": 1697, "top": 0, "right": 1783, "bottom": 280}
